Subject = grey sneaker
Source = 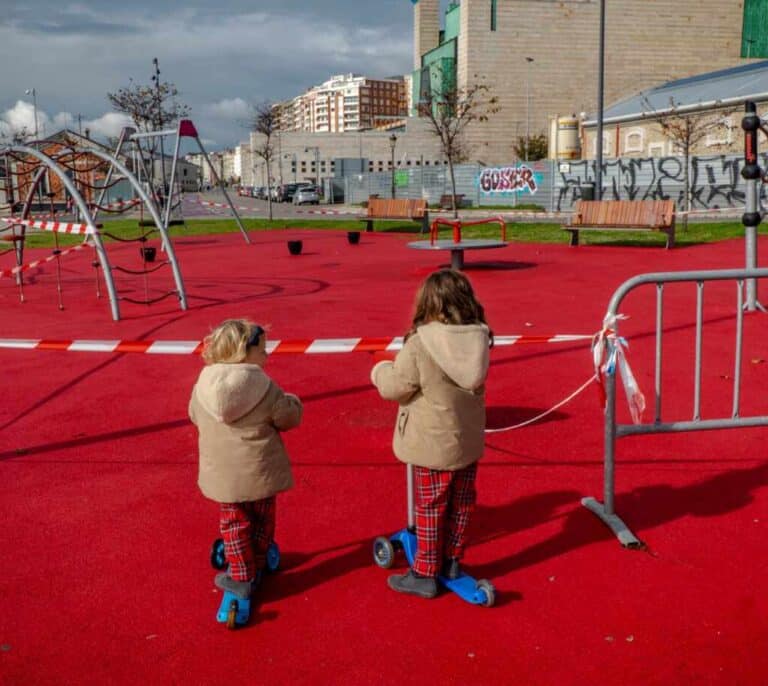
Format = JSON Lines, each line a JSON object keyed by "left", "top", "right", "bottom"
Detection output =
{"left": 214, "top": 573, "right": 254, "bottom": 599}
{"left": 387, "top": 570, "right": 438, "bottom": 599}
{"left": 442, "top": 558, "right": 462, "bottom": 580}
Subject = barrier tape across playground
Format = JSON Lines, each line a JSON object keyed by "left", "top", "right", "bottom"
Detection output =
{"left": 0, "top": 333, "right": 591, "bottom": 355}
{"left": 0, "top": 243, "right": 88, "bottom": 279}
{"left": 1, "top": 217, "right": 93, "bottom": 235}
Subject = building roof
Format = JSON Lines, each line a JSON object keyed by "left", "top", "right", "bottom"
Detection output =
{"left": 585, "top": 60, "right": 768, "bottom": 125}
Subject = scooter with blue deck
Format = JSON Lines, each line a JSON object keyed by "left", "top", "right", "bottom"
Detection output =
{"left": 210, "top": 538, "right": 281, "bottom": 629}
{"left": 372, "top": 464, "right": 495, "bottom": 607}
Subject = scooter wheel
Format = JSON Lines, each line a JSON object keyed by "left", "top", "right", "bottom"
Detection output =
{"left": 226, "top": 599, "right": 238, "bottom": 630}
{"left": 266, "top": 541, "right": 280, "bottom": 573}
{"left": 373, "top": 536, "right": 395, "bottom": 569}
{"left": 477, "top": 579, "right": 496, "bottom": 607}
{"left": 210, "top": 538, "right": 227, "bottom": 570}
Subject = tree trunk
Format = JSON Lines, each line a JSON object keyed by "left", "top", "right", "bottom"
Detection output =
{"left": 448, "top": 158, "right": 459, "bottom": 219}
{"left": 683, "top": 147, "right": 690, "bottom": 232}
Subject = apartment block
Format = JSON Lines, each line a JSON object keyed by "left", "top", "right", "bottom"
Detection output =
{"left": 279, "top": 73, "right": 407, "bottom": 133}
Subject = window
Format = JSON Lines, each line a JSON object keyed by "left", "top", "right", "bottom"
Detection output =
{"left": 648, "top": 142, "right": 666, "bottom": 157}
{"left": 624, "top": 128, "right": 644, "bottom": 153}
{"left": 705, "top": 116, "right": 734, "bottom": 146}
{"left": 591, "top": 134, "right": 611, "bottom": 156}
{"left": 491, "top": 0, "right": 497, "bottom": 31}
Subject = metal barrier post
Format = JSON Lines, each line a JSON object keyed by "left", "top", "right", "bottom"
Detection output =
{"left": 583, "top": 268, "right": 768, "bottom": 548}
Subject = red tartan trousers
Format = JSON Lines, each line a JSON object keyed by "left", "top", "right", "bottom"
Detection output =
{"left": 412, "top": 462, "right": 478, "bottom": 578}
{"left": 219, "top": 496, "right": 276, "bottom": 582}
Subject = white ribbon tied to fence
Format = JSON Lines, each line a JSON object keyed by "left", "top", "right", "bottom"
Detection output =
{"left": 592, "top": 313, "right": 646, "bottom": 424}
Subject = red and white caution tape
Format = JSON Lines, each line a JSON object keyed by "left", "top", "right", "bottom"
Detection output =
{"left": 294, "top": 208, "right": 362, "bottom": 216}
{"left": 0, "top": 243, "right": 88, "bottom": 279}
{"left": 0, "top": 216, "right": 93, "bottom": 235}
{"left": 0, "top": 333, "right": 592, "bottom": 355}
{"left": 191, "top": 199, "right": 253, "bottom": 213}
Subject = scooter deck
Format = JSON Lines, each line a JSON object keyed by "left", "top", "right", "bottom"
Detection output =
{"left": 390, "top": 528, "right": 493, "bottom": 606}
{"left": 216, "top": 591, "right": 250, "bottom": 627}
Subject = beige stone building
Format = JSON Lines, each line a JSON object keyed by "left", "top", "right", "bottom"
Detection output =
{"left": 413, "top": 0, "right": 754, "bottom": 165}
{"left": 581, "top": 61, "right": 768, "bottom": 158}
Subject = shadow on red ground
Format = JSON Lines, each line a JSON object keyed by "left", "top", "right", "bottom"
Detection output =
{"left": 1, "top": 229, "right": 767, "bottom": 685}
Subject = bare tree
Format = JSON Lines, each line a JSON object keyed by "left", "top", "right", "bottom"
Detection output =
{"left": 249, "top": 101, "right": 283, "bottom": 221}
{"left": 107, "top": 59, "right": 191, "bottom": 192}
{"left": 642, "top": 96, "right": 735, "bottom": 229}
{"left": 418, "top": 71, "right": 499, "bottom": 217}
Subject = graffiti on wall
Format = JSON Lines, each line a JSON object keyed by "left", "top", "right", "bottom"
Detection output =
{"left": 555, "top": 154, "right": 768, "bottom": 211}
{"left": 477, "top": 164, "right": 539, "bottom": 195}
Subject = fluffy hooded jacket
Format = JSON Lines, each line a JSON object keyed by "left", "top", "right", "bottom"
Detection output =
{"left": 371, "top": 321, "right": 490, "bottom": 470}
{"left": 189, "top": 362, "right": 302, "bottom": 503}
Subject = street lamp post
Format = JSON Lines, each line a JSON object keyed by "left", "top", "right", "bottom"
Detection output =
{"left": 24, "top": 88, "right": 39, "bottom": 139}
{"left": 389, "top": 133, "right": 397, "bottom": 199}
{"left": 596, "top": 0, "right": 606, "bottom": 199}
{"left": 525, "top": 57, "right": 534, "bottom": 162}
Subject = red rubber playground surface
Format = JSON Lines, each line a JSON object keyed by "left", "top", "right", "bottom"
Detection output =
{"left": 1, "top": 228, "right": 767, "bottom": 685}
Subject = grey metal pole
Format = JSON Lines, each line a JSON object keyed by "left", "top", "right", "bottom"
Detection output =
{"left": 596, "top": 0, "right": 606, "bottom": 199}
{"left": 525, "top": 57, "right": 533, "bottom": 162}
{"left": 195, "top": 136, "right": 250, "bottom": 244}
{"left": 741, "top": 100, "right": 764, "bottom": 311}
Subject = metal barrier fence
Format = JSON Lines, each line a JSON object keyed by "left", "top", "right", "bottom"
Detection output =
{"left": 339, "top": 152, "right": 768, "bottom": 213}
{"left": 582, "top": 268, "right": 768, "bottom": 547}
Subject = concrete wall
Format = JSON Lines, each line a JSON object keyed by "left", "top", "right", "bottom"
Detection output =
{"left": 244, "top": 117, "right": 445, "bottom": 187}
{"left": 456, "top": 0, "right": 749, "bottom": 165}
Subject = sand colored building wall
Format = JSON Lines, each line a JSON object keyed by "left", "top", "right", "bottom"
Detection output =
{"left": 414, "top": 0, "right": 441, "bottom": 68}
{"left": 450, "top": 0, "right": 748, "bottom": 164}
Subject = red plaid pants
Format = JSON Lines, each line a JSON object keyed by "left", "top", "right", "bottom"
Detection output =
{"left": 219, "top": 496, "right": 276, "bottom": 582}
{"left": 412, "top": 463, "right": 478, "bottom": 578}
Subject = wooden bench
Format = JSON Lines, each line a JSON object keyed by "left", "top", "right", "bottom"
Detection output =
{"left": 564, "top": 200, "right": 676, "bottom": 248}
{"left": 363, "top": 198, "right": 429, "bottom": 233}
{"left": 439, "top": 194, "right": 465, "bottom": 210}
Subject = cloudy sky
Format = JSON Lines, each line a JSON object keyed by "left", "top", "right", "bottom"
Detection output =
{"left": 0, "top": 1, "right": 450, "bottom": 150}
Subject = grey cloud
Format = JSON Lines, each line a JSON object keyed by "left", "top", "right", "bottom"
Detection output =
{"left": 0, "top": 0, "right": 441, "bottom": 148}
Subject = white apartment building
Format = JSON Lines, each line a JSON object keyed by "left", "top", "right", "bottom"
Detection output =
{"left": 281, "top": 73, "right": 406, "bottom": 133}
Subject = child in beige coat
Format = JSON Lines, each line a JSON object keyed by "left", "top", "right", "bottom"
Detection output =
{"left": 371, "top": 269, "right": 492, "bottom": 598}
{"left": 189, "top": 319, "right": 302, "bottom": 599}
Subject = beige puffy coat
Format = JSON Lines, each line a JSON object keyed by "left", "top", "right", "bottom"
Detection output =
{"left": 189, "top": 363, "right": 302, "bottom": 503}
{"left": 371, "top": 322, "right": 490, "bottom": 470}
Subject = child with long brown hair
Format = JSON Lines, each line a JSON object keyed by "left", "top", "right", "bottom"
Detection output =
{"left": 189, "top": 319, "right": 302, "bottom": 604}
{"left": 371, "top": 269, "right": 492, "bottom": 598}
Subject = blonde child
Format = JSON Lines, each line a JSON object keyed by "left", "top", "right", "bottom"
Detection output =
{"left": 189, "top": 319, "right": 302, "bottom": 600}
{"left": 371, "top": 269, "right": 492, "bottom": 598}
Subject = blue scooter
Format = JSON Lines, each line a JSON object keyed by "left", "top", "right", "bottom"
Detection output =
{"left": 210, "top": 538, "right": 281, "bottom": 629}
{"left": 372, "top": 464, "right": 495, "bottom": 607}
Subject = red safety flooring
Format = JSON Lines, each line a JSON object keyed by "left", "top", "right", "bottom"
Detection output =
{"left": 1, "top": 228, "right": 767, "bottom": 685}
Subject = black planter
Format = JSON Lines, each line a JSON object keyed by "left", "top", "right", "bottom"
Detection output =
{"left": 287, "top": 240, "right": 303, "bottom": 255}
{"left": 140, "top": 246, "right": 156, "bottom": 262}
{"left": 347, "top": 231, "right": 361, "bottom": 245}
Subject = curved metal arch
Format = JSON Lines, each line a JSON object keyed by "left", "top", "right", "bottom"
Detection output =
{"left": 4, "top": 145, "right": 121, "bottom": 320}
{"left": 76, "top": 148, "right": 188, "bottom": 312}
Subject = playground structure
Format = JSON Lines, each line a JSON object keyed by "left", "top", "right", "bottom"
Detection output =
{"left": 408, "top": 216, "right": 508, "bottom": 269}
{"left": 111, "top": 119, "right": 250, "bottom": 244}
{"left": 0, "top": 141, "right": 187, "bottom": 321}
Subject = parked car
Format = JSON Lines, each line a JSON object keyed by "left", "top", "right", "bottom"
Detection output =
{"left": 277, "top": 183, "right": 301, "bottom": 203}
{"left": 293, "top": 185, "right": 320, "bottom": 205}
